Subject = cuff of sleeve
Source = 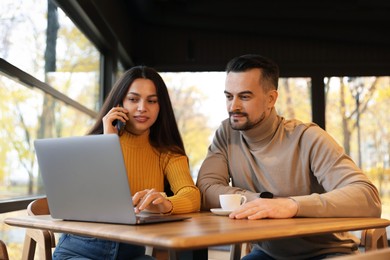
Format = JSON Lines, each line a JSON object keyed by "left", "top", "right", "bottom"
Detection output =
{"left": 162, "top": 199, "right": 173, "bottom": 215}
{"left": 242, "top": 191, "right": 261, "bottom": 202}
{"left": 290, "top": 195, "right": 321, "bottom": 217}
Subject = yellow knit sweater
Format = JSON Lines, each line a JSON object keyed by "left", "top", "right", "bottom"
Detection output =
{"left": 119, "top": 130, "right": 200, "bottom": 214}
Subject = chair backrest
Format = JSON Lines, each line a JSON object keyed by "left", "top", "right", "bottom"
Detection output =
{"left": 27, "top": 198, "right": 50, "bottom": 216}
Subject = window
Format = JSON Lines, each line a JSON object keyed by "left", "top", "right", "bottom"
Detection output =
{"left": 1, "top": 1, "right": 100, "bottom": 256}
{"left": 276, "top": 78, "right": 312, "bottom": 122}
{"left": 0, "top": 0, "right": 99, "bottom": 201}
{"left": 325, "top": 76, "right": 390, "bottom": 219}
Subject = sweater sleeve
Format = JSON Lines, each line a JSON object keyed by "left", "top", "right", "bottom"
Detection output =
{"left": 196, "top": 122, "right": 259, "bottom": 210}
{"left": 291, "top": 126, "right": 382, "bottom": 217}
{"left": 165, "top": 155, "right": 200, "bottom": 214}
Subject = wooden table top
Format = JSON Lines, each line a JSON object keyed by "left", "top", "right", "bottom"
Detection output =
{"left": 5, "top": 212, "right": 390, "bottom": 250}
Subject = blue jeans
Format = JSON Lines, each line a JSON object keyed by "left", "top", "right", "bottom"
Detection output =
{"left": 242, "top": 248, "right": 350, "bottom": 260}
{"left": 53, "top": 234, "right": 155, "bottom": 260}
{"left": 241, "top": 249, "right": 275, "bottom": 260}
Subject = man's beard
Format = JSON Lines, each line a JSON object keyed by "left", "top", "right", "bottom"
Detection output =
{"left": 229, "top": 112, "right": 265, "bottom": 130}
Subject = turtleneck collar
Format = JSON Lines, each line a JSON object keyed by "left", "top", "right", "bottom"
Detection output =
{"left": 240, "top": 108, "right": 280, "bottom": 148}
{"left": 120, "top": 129, "right": 150, "bottom": 148}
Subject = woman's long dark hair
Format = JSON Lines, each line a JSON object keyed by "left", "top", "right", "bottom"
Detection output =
{"left": 87, "top": 66, "right": 186, "bottom": 156}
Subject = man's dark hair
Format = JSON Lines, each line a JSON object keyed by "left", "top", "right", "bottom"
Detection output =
{"left": 226, "top": 54, "right": 279, "bottom": 91}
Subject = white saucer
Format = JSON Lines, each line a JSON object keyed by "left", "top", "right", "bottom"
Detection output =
{"left": 210, "top": 208, "right": 232, "bottom": 216}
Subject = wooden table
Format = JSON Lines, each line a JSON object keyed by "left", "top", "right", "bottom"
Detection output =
{"left": 5, "top": 212, "right": 390, "bottom": 259}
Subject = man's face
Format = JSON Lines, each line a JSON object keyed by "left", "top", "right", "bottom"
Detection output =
{"left": 224, "top": 68, "right": 277, "bottom": 130}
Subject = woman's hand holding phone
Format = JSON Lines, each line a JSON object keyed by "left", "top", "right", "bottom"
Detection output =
{"left": 102, "top": 105, "right": 129, "bottom": 134}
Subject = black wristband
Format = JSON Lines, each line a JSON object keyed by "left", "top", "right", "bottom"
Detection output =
{"left": 259, "top": 192, "right": 274, "bottom": 199}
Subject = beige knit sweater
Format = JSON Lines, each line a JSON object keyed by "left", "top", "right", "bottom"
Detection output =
{"left": 197, "top": 108, "right": 381, "bottom": 259}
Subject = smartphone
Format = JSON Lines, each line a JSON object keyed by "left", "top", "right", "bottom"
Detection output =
{"left": 114, "top": 120, "right": 126, "bottom": 135}
{"left": 112, "top": 104, "right": 126, "bottom": 135}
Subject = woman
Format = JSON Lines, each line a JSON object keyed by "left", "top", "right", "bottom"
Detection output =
{"left": 53, "top": 66, "right": 200, "bottom": 259}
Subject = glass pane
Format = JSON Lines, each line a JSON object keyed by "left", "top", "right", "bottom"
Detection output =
{"left": 0, "top": 0, "right": 46, "bottom": 81}
{"left": 276, "top": 78, "right": 312, "bottom": 122}
{"left": 0, "top": 0, "right": 100, "bottom": 112}
{"left": 161, "top": 72, "right": 226, "bottom": 179}
{"left": 54, "top": 9, "right": 100, "bottom": 112}
{"left": 325, "top": 76, "right": 390, "bottom": 219}
{"left": 0, "top": 74, "right": 95, "bottom": 200}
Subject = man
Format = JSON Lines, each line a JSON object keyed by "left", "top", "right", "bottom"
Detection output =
{"left": 196, "top": 54, "right": 381, "bottom": 259}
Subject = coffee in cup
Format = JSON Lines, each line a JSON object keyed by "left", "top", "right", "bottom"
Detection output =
{"left": 219, "top": 194, "right": 247, "bottom": 211}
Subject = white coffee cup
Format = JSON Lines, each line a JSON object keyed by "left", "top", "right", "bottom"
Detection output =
{"left": 219, "top": 194, "right": 247, "bottom": 211}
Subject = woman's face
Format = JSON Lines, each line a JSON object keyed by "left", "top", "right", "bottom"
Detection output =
{"left": 122, "top": 78, "right": 160, "bottom": 135}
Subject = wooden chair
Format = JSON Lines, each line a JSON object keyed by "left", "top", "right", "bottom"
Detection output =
{"left": 231, "top": 228, "right": 389, "bottom": 260}
{"left": 22, "top": 198, "right": 56, "bottom": 260}
{"left": 360, "top": 228, "right": 388, "bottom": 251}
{"left": 0, "top": 240, "right": 9, "bottom": 260}
{"left": 332, "top": 247, "right": 390, "bottom": 259}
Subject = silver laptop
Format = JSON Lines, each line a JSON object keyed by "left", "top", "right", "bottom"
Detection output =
{"left": 34, "top": 134, "right": 191, "bottom": 225}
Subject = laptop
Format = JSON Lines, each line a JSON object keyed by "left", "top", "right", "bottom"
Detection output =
{"left": 34, "top": 134, "right": 191, "bottom": 225}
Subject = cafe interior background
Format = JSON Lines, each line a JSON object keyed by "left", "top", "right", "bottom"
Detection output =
{"left": 1, "top": 0, "right": 389, "bottom": 258}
